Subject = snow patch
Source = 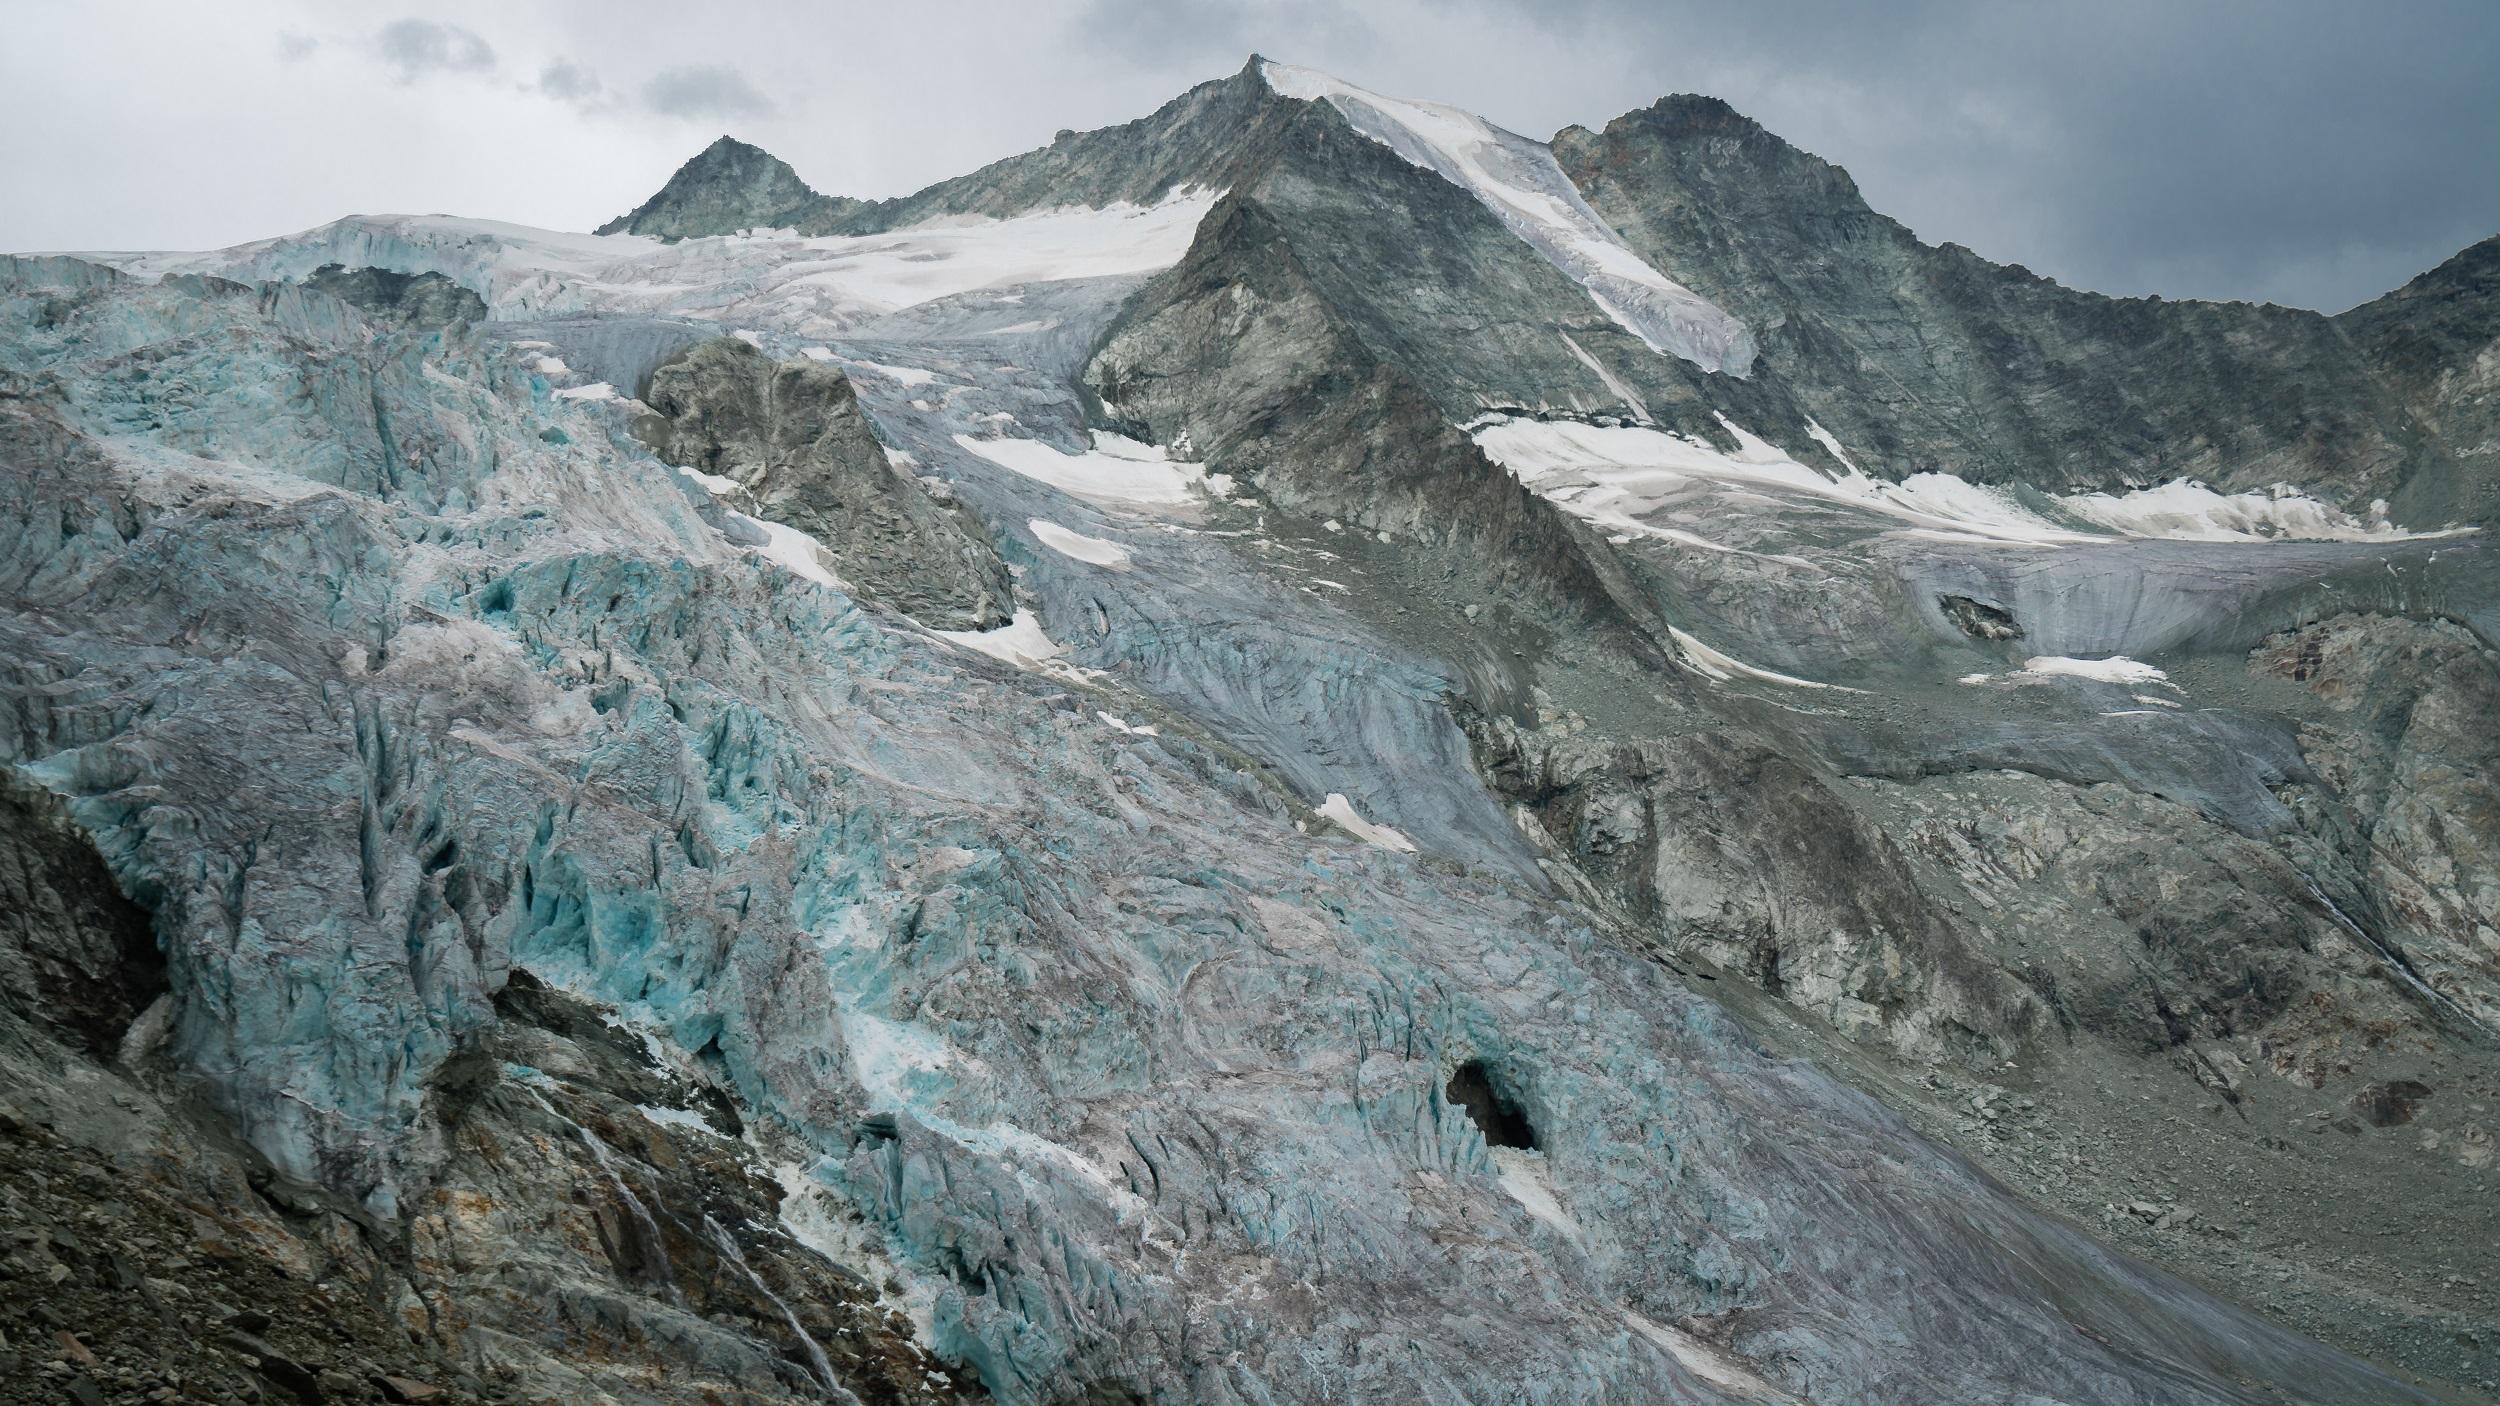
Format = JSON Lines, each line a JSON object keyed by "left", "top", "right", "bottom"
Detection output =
{"left": 771, "top": 1158, "right": 944, "bottom": 1349}
{"left": 1492, "top": 1147, "right": 1579, "bottom": 1242}
{"left": 1622, "top": 1307, "right": 1797, "bottom": 1401}
{"left": 1028, "top": 518, "right": 1134, "bottom": 568}
{"left": 1962, "top": 656, "right": 2174, "bottom": 688}
{"left": 676, "top": 465, "right": 742, "bottom": 496}
{"left": 2021, "top": 655, "right": 2170, "bottom": 685}
{"left": 1475, "top": 416, "right": 2464, "bottom": 547}
{"left": 958, "top": 431, "right": 1203, "bottom": 507}
{"left": 746, "top": 516, "right": 844, "bottom": 590}
{"left": 840, "top": 357, "right": 940, "bottom": 386}
{"left": 1804, "top": 419, "right": 1860, "bottom": 472}
{"left": 553, "top": 381, "right": 616, "bottom": 401}
{"left": 1318, "top": 793, "right": 1417, "bottom": 853}
{"left": 1473, "top": 417, "right": 2101, "bottom": 545}
{"left": 118, "top": 189, "right": 1222, "bottom": 339}
{"left": 635, "top": 1105, "right": 721, "bottom": 1136}
{"left": 2059, "top": 479, "right": 2466, "bottom": 542}
{"left": 1669, "top": 627, "right": 1856, "bottom": 691}
{"left": 935, "top": 608, "right": 1066, "bottom": 672}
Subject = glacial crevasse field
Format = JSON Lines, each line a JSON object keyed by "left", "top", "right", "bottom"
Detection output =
{"left": 4, "top": 58, "right": 2498, "bottom": 1406}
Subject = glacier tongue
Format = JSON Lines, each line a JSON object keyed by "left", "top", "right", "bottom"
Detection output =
{"left": 1261, "top": 60, "right": 1756, "bottom": 375}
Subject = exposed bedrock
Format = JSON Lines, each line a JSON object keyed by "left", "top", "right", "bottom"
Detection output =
{"left": 2253, "top": 612, "right": 2500, "bottom": 1032}
{"left": 1470, "top": 718, "right": 2038, "bottom": 1066}
{"left": 1087, "top": 191, "right": 1677, "bottom": 665}
{"left": 637, "top": 335, "right": 1013, "bottom": 629}
{"left": 1551, "top": 95, "right": 2490, "bottom": 519}
{"left": 302, "top": 262, "right": 488, "bottom": 330}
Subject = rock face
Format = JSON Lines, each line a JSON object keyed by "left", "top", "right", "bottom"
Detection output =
{"left": 597, "top": 64, "right": 1273, "bottom": 241}
{"left": 7, "top": 54, "right": 2500, "bottom": 1406}
{"left": 1471, "top": 721, "right": 2039, "bottom": 1064}
{"left": 303, "top": 262, "right": 487, "bottom": 329}
{"left": 596, "top": 136, "right": 871, "bottom": 239}
{"left": 1551, "top": 97, "right": 2488, "bottom": 517}
{"left": 2252, "top": 613, "right": 2500, "bottom": 1031}
{"left": 637, "top": 336, "right": 1013, "bottom": 629}
{"left": 2337, "top": 235, "right": 2500, "bottom": 524}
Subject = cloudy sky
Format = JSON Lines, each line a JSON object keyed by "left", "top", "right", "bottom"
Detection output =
{"left": 6, "top": 0, "right": 2495, "bottom": 312}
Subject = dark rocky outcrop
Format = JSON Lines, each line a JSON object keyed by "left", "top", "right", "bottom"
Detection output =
{"left": 598, "top": 63, "right": 1277, "bottom": 242}
{"left": 0, "top": 772, "right": 163, "bottom": 1062}
{"left": 2250, "top": 613, "right": 2500, "bottom": 1034}
{"left": 1470, "top": 716, "right": 2039, "bottom": 1065}
{"left": 2336, "top": 235, "right": 2500, "bottom": 524}
{"left": 1939, "top": 594, "right": 2025, "bottom": 641}
{"left": 595, "top": 136, "right": 872, "bottom": 240}
{"left": 637, "top": 336, "right": 1013, "bottom": 629}
{"left": 301, "top": 263, "right": 487, "bottom": 330}
{"left": 1551, "top": 97, "right": 2489, "bottom": 519}
{"left": 1086, "top": 99, "right": 1700, "bottom": 665}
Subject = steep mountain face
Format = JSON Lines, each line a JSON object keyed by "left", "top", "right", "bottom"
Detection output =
{"left": 597, "top": 135, "right": 873, "bottom": 239}
{"left": 2339, "top": 234, "right": 2500, "bottom": 523}
{"left": 636, "top": 335, "right": 1014, "bottom": 629}
{"left": 598, "top": 64, "right": 1274, "bottom": 241}
{"left": 6, "top": 55, "right": 2500, "bottom": 1406}
{"left": 1551, "top": 97, "right": 2485, "bottom": 518}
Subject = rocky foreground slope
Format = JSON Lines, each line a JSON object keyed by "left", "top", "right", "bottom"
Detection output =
{"left": 4, "top": 57, "right": 2498, "bottom": 1405}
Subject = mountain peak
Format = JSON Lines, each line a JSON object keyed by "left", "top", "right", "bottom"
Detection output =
{"left": 594, "top": 135, "right": 855, "bottom": 240}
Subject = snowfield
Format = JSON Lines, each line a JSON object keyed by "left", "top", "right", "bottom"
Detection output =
{"left": 85, "top": 189, "right": 1224, "bottom": 337}
{"left": 1028, "top": 519, "right": 1134, "bottom": 568}
{"left": 1473, "top": 415, "right": 2460, "bottom": 546}
{"left": 956, "top": 431, "right": 1204, "bottom": 508}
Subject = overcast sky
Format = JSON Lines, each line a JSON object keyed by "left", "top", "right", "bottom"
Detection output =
{"left": 6, "top": 1, "right": 2495, "bottom": 312}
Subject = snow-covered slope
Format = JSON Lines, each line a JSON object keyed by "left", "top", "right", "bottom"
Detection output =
{"left": 1263, "top": 61, "right": 1756, "bottom": 375}
{"left": 89, "top": 190, "right": 1223, "bottom": 337}
{"left": 1473, "top": 414, "right": 2466, "bottom": 547}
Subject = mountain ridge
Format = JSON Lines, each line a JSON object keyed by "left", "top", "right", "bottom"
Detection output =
{"left": 600, "top": 60, "right": 2495, "bottom": 520}
{"left": 5, "top": 53, "right": 2498, "bottom": 1406}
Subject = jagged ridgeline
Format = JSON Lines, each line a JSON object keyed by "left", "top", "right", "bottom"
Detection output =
{"left": 3, "top": 50, "right": 2497, "bottom": 1406}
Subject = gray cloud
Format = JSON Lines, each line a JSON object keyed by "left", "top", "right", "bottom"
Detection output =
{"left": 275, "top": 31, "right": 318, "bottom": 63}
{"left": 1076, "top": 0, "right": 1378, "bottom": 69}
{"left": 536, "top": 59, "right": 603, "bottom": 105}
{"left": 641, "top": 65, "right": 775, "bottom": 121}
{"left": 371, "top": 18, "right": 496, "bottom": 83}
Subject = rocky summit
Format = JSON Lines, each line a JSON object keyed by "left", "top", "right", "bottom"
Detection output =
{"left": 4, "top": 54, "right": 2498, "bottom": 1406}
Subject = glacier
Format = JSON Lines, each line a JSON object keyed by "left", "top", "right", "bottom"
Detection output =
{"left": 6, "top": 53, "right": 2496, "bottom": 1406}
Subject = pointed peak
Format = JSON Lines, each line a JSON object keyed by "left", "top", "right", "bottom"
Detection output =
{"left": 596, "top": 136, "right": 845, "bottom": 240}
{"left": 1620, "top": 93, "right": 1768, "bottom": 140}
{"left": 688, "top": 134, "right": 779, "bottom": 165}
